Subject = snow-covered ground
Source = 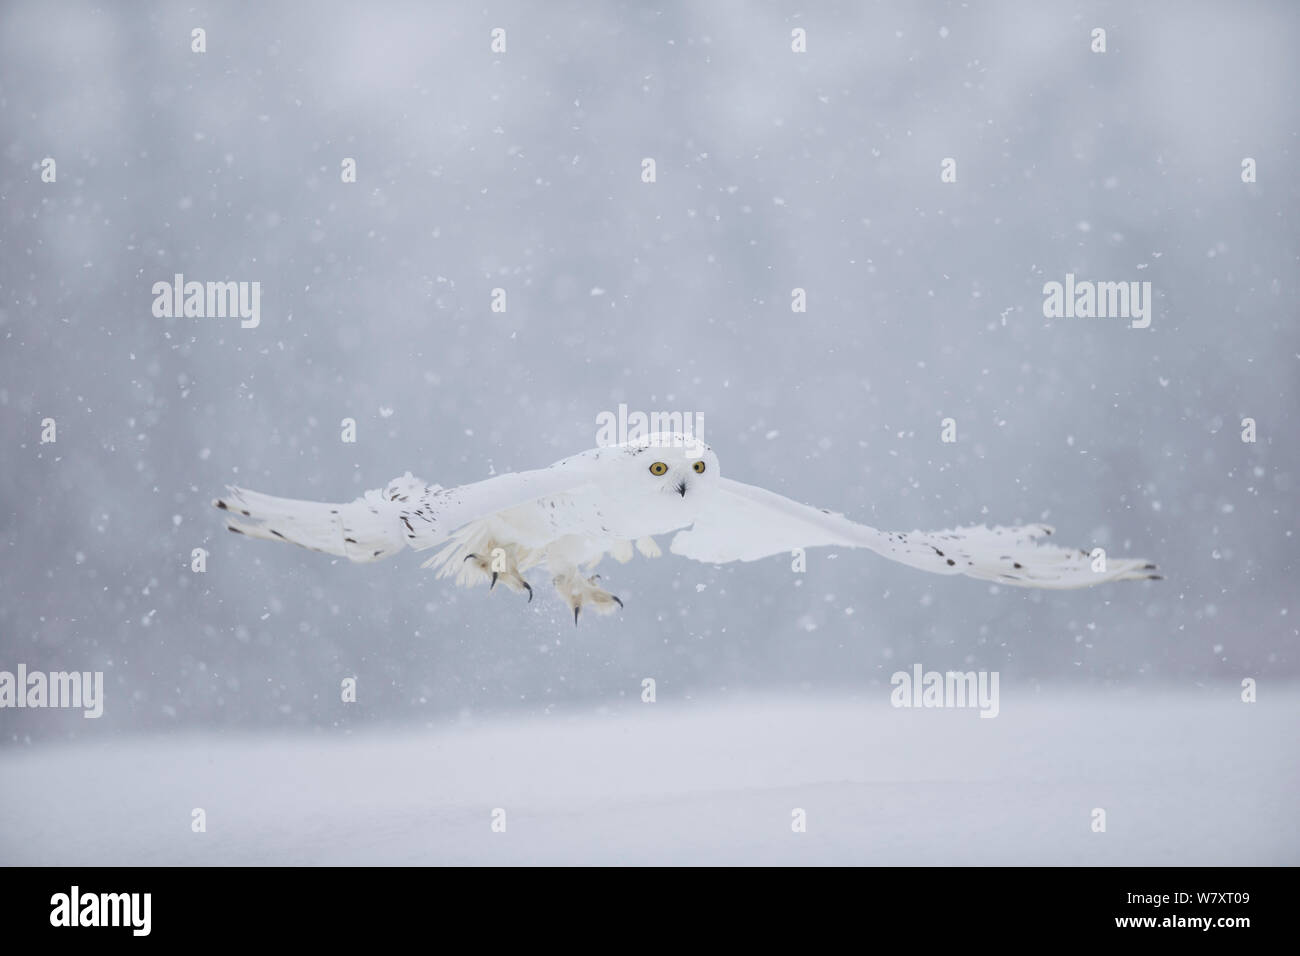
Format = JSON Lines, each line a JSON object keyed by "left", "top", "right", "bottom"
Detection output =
{"left": 2, "top": 686, "right": 1296, "bottom": 865}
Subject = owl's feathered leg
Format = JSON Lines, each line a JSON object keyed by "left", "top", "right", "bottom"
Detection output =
{"left": 542, "top": 537, "right": 624, "bottom": 624}
{"left": 462, "top": 543, "right": 533, "bottom": 601}
{"left": 553, "top": 572, "right": 623, "bottom": 625}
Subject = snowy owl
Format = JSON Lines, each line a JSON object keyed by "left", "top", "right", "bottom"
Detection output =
{"left": 214, "top": 432, "right": 1159, "bottom": 622}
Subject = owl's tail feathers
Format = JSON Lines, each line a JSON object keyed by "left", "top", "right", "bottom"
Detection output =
{"left": 214, "top": 473, "right": 435, "bottom": 563}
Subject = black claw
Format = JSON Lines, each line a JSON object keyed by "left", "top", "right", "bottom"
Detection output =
{"left": 574, "top": 606, "right": 580, "bottom": 626}
{"left": 463, "top": 553, "right": 477, "bottom": 563}
{"left": 523, "top": 582, "right": 533, "bottom": 603}
{"left": 611, "top": 596, "right": 623, "bottom": 609}
{"left": 490, "top": 571, "right": 498, "bottom": 590}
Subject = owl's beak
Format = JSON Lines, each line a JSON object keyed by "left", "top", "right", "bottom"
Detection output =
{"left": 676, "top": 480, "right": 687, "bottom": 498}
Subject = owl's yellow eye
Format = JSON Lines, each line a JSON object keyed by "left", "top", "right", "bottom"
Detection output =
{"left": 649, "top": 462, "right": 668, "bottom": 476}
{"left": 692, "top": 460, "right": 706, "bottom": 474}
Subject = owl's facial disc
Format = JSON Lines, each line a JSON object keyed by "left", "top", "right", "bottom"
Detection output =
{"left": 630, "top": 433, "right": 718, "bottom": 500}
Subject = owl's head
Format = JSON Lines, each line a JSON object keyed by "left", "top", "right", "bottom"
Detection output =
{"left": 617, "top": 431, "right": 719, "bottom": 499}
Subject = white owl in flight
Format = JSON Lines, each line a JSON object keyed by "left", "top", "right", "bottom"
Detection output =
{"left": 215, "top": 432, "right": 1159, "bottom": 623}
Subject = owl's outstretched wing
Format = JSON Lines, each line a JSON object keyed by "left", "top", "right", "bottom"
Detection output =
{"left": 670, "top": 477, "right": 1159, "bottom": 589}
{"left": 215, "top": 463, "right": 591, "bottom": 563}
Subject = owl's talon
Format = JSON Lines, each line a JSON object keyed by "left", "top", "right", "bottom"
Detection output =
{"left": 555, "top": 572, "right": 622, "bottom": 622}
{"left": 461, "top": 543, "right": 531, "bottom": 598}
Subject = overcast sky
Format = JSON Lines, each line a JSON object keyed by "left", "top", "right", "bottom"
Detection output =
{"left": 2, "top": 0, "right": 1296, "bottom": 741}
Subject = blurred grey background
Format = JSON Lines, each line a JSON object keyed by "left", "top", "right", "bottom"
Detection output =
{"left": 2, "top": 0, "right": 1296, "bottom": 743}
